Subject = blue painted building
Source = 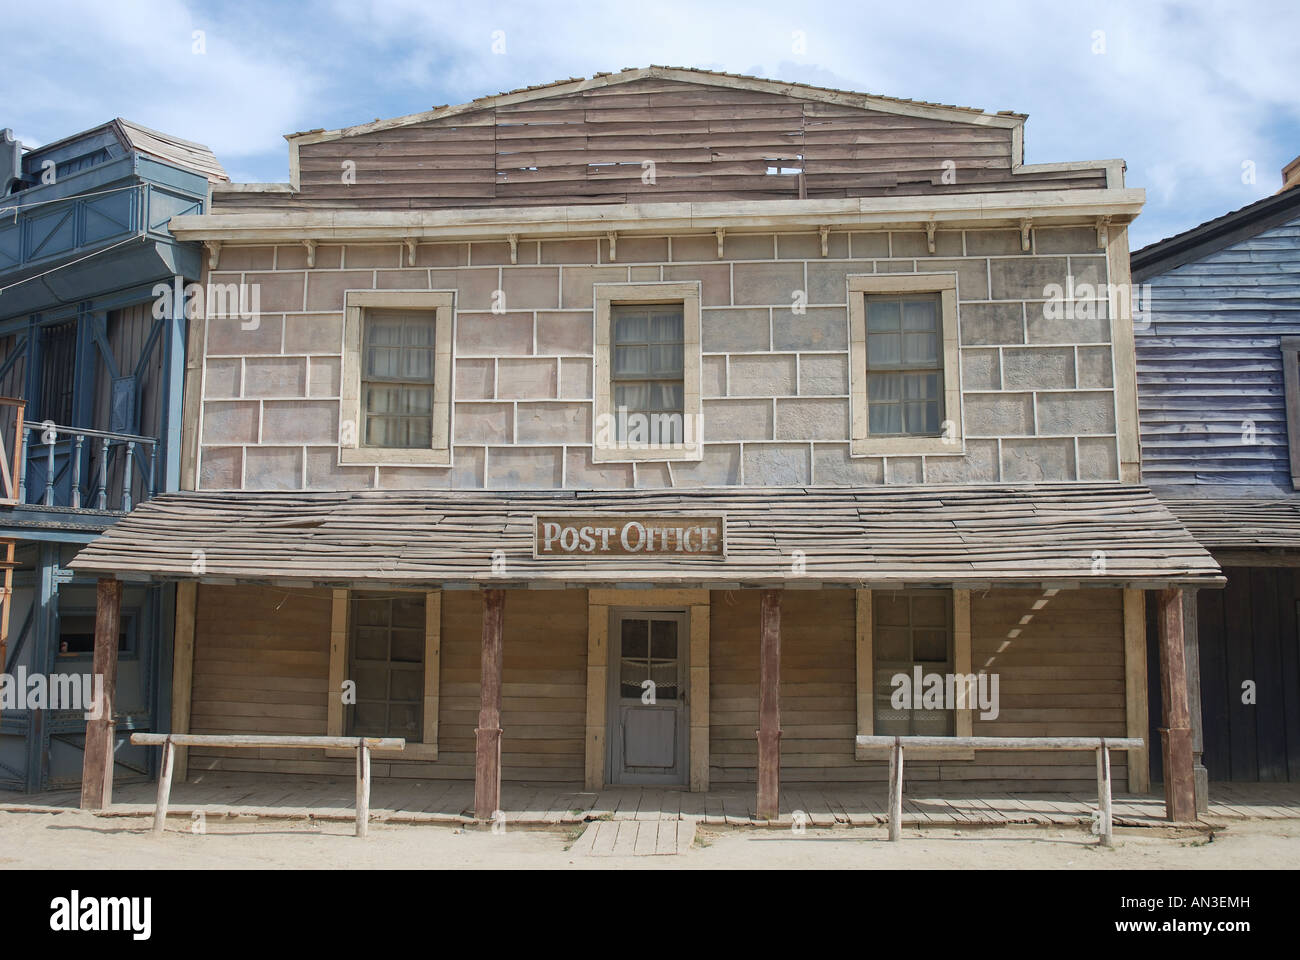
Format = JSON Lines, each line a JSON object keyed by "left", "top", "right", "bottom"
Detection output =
{"left": 0, "top": 119, "right": 225, "bottom": 791}
{"left": 1134, "top": 157, "right": 1300, "bottom": 795}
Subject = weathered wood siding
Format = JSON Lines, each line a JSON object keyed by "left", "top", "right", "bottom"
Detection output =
{"left": 188, "top": 585, "right": 587, "bottom": 781}
{"left": 217, "top": 78, "right": 1105, "bottom": 212}
{"left": 710, "top": 587, "right": 1127, "bottom": 790}
{"left": 1146, "top": 568, "right": 1300, "bottom": 783}
{"left": 1136, "top": 215, "right": 1300, "bottom": 489}
{"left": 188, "top": 584, "right": 337, "bottom": 774}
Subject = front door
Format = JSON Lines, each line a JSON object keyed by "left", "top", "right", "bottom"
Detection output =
{"left": 608, "top": 611, "right": 688, "bottom": 785}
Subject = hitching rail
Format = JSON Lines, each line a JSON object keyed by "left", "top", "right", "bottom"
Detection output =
{"left": 854, "top": 736, "right": 1146, "bottom": 845}
{"left": 130, "top": 733, "right": 405, "bottom": 837}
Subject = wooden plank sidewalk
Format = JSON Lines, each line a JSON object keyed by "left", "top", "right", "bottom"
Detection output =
{"left": 7, "top": 774, "right": 1299, "bottom": 828}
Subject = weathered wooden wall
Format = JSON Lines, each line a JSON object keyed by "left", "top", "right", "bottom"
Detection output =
{"left": 188, "top": 584, "right": 1127, "bottom": 790}
{"left": 710, "top": 587, "right": 1126, "bottom": 790}
{"left": 1146, "top": 567, "right": 1300, "bottom": 783}
{"left": 1136, "top": 216, "right": 1300, "bottom": 489}
{"left": 187, "top": 585, "right": 587, "bottom": 782}
{"left": 216, "top": 78, "right": 1105, "bottom": 212}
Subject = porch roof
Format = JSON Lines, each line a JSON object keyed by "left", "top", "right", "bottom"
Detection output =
{"left": 67, "top": 483, "right": 1222, "bottom": 589}
{"left": 1162, "top": 497, "right": 1300, "bottom": 551}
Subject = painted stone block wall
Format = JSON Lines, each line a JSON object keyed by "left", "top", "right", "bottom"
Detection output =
{"left": 195, "top": 227, "right": 1120, "bottom": 490}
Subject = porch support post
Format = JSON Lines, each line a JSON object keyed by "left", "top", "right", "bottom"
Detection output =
{"left": 1181, "top": 589, "right": 1209, "bottom": 815}
{"left": 80, "top": 577, "right": 122, "bottom": 810}
{"left": 474, "top": 588, "right": 505, "bottom": 822}
{"left": 756, "top": 588, "right": 782, "bottom": 821}
{"left": 1157, "top": 587, "right": 1196, "bottom": 822}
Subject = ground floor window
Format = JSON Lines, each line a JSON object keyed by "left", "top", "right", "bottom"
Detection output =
{"left": 872, "top": 589, "right": 954, "bottom": 736}
{"left": 347, "top": 591, "right": 426, "bottom": 741}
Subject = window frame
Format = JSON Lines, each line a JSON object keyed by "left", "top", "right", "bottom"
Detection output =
{"left": 327, "top": 588, "right": 441, "bottom": 762}
{"left": 341, "top": 289, "right": 454, "bottom": 467}
{"left": 848, "top": 274, "right": 962, "bottom": 456}
{"left": 1281, "top": 336, "right": 1300, "bottom": 489}
{"left": 594, "top": 282, "right": 702, "bottom": 463}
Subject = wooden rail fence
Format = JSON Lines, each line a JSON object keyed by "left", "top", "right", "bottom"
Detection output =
{"left": 130, "top": 734, "right": 405, "bottom": 837}
{"left": 855, "top": 735, "right": 1147, "bottom": 845}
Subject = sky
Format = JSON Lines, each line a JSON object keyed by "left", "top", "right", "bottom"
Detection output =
{"left": 6, "top": 0, "right": 1299, "bottom": 249}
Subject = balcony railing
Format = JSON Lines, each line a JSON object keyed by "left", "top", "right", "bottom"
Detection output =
{"left": 0, "top": 398, "right": 158, "bottom": 512}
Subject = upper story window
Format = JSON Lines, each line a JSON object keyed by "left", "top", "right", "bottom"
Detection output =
{"left": 361, "top": 309, "right": 436, "bottom": 449}
{"left": 611, "top": 303, "right": 685, "bottom": 441}
{"left": 341, "top": 290, "right": 453, "bottom": 466}
{"left": 593, "top": 282, "right": 702, "bottom": 463}
{"left": 849, "top": 273, "right": 962, "bottom": 457}
{"left": 865, "top": 293, "right": 944, "bottom": 436}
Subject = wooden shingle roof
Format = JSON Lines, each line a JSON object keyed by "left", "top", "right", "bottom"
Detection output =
{"left": 1162, "top": 497, "right": 1300, "bottom": 550}
{"left": 69, "top": 484, "right": 1221, "bottom": 589}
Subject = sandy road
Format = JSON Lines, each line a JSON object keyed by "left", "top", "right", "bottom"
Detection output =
{"left": 1, "top": 810, "right": 1298, "bottom": 869}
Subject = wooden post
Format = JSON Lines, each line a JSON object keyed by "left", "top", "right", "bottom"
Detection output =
{"left": 756, "top": 588, "right": 782, "bottom": 821}
{"left": 153, "top": 739, "right": 175, "bottom": 835}
{"left": 356, "top": 742, "right": 371, "bottom": 838}
{"left": 80, "top": 577, "right": 122, "bottom": 810}
{"left": 474, "top": 589, "right": 505, "bottom": 821}
{"left": 170, "top": 582, "right": 198, "bottom": 782}
{"left": 888, "top": 738, "right": 904, "bottom": 842}
{"left": 1157, "top": 588, "right": 1196, "bottom": 822}
{"left": 1096, "top": 744, "right": 1113, "bottom": 846}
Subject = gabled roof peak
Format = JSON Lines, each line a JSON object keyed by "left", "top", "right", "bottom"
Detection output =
{"left": 285, "top": 65, "right": 1026, "bottom": 145}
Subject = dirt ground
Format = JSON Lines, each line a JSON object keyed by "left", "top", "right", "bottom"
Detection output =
{"left": 1, "top": 809, "right": 1298, "bottom": 868}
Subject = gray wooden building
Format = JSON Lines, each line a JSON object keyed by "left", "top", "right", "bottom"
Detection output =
{"left": 1133, "top": 161, "right": 1300, "bottom": 798}
{"left": 65, "top": 68, "right": 1214, "bottom": 822}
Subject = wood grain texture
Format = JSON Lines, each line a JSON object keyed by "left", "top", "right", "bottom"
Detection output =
{"left": 70, "top": 484, "right": 1222, "bottom": 587}
{"left": 216, "top": 76, "right": 1105, "bottom": 213}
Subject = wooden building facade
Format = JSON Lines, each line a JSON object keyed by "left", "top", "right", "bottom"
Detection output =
{"left": 67, "top": 69, "right": 1215, "bottom": 819}
{"left": 1134, "top": 168, "right": 1300, "bottom": 797}
{"left": 0, "top": 120, "right": 226, "bottom": 791}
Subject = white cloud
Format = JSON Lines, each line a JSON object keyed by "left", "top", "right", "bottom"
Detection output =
{"left": 4, "top": 0, "right": 1296, "bottom": 245}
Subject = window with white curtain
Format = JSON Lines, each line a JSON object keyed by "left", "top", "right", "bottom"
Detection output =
{"left": 848, "top": 273, "right": 962, "bottom": 457}
{"left": 864, "top": 293, "right": 944, "bottom": 437}
{"left": 361, "top": 308, "right": 436, "bottom": 449}
{"left": 610, "top": 303, "right": 685, "bottom": 442}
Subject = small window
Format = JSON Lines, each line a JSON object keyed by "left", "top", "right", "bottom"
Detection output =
{"left": 873, "top": 590, "right": 953, "bottom": 736}
{"left": 347, "top": 592, "right": 425, "bottom": 741}
{"left": 361, "top": 309, "right": 436, "bottom": 449}
{"left": 1282, "top": 337, "right": 1300, "bottom": 490}
{"left": 849, "top": 274, "right": 962, "bottom": 456}
{"left": 593, "top": 282, "right": 702, "bottom": 463}
{"left": 341, "top": 290, "right": 453, "bottom": 466}
{"left": 865, "top": 294, "right": 944, "bottom": 436}
{"left": 56, "top": 610, "right": 135, "bottom": 656}
{"left": 611, "top": 304, "right": 685, "bottom": 443}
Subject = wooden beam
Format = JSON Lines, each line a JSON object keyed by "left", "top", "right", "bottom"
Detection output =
{"left": 80, "top": 577, "right": 122, "bottom": 810}
{"left": 474, "top": 588, "right": 505, "bottom": 821}
{"left": 1157, "top": 587, "right": 1196, "bottom": 822}
{"left": 1122, "top": 588, "right": 1150, "bottom": 794}
{"left": 170, "top": 581, "right": 197, "bottom": 781}
{"left": 689, "top": 600, "right": 710, "bottom": 792}
{"left": 423, "top": 590, "right": 441, "bottom": 759}
{"left": 756, "top": 588, "right": 782, "bottom": 821}
{"left": 953, "top": 590, "right": 973, "bottom": 737}
{"left": 584, "top": 595, "right": 608, "bottom": 792}
{"left": 854, "top": 589, "right": 873, "bottom": 760}
{"left": 327, "top": 589, "right": 348, "bottom": 738}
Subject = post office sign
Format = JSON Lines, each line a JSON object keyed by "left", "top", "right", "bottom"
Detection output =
{"left": 533, "top": 515, "right": 726, "bottom": 559}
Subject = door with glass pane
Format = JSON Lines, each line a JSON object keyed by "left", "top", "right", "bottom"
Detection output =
{"left": 608, "top": 611, "right": 689, "bottom": 785}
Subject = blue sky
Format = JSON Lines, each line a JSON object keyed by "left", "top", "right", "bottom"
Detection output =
{"left": 6, "top": 0, "right": 1299, "bottom": 249}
